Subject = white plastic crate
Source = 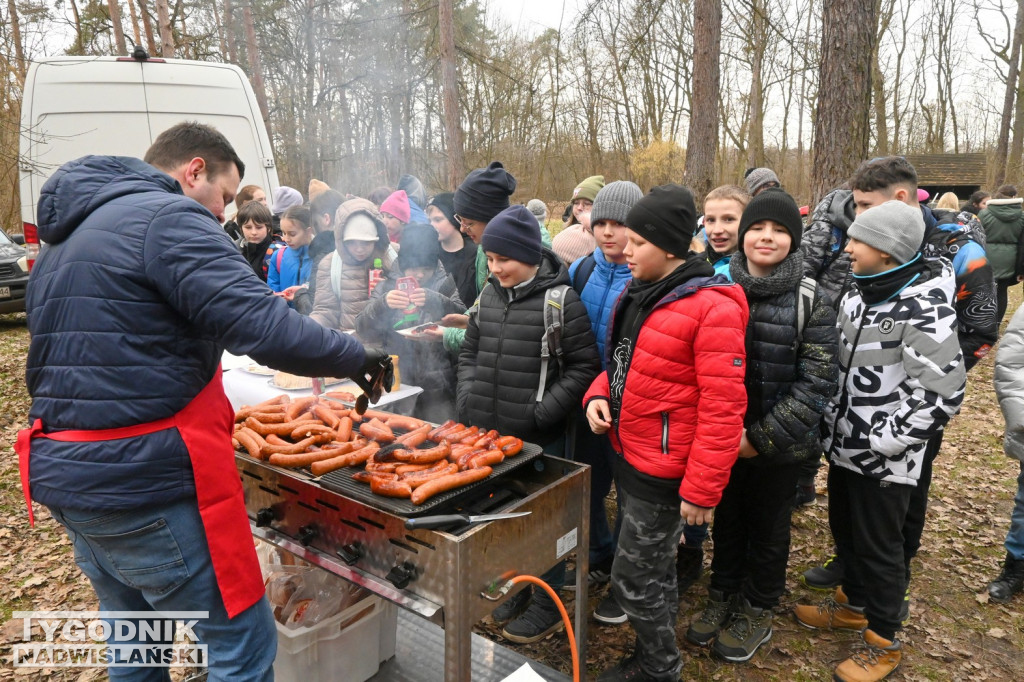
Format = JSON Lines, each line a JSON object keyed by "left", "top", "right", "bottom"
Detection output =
{"left": 273, "top": 593, "right": 398, "bottom": 682}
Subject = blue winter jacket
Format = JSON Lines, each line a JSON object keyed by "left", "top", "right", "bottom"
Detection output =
{"left": 568, "top": 249, "right": 632, "bottom": 365}
{"left": 25, "top": 156, "right": 365, "bottom": 510}
{"left": 267, "top": 243, "right": 312, "bottom": 295}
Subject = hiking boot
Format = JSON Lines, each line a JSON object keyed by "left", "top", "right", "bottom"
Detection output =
{"left": 563, "top": 555, "right": 612, "bottom": 591}
{"left": 988, "top": 553, "right": 1024, "bottom": 603}
{"left": 593, "top": 592, "right": 628, "bottom": 625}
{"left": 491, "top": 585, "right": 531, "bottom": 624}
{"left": 713, "top": 596, "right": 773, "bottom": 663}
{"left": 685, "top": 588, "right": 734, "bottom": 646}
{"left": 833, "top": 629, "right": 902, "bottom": 682}
{"left": 802, "top": 553, "right": 844, "bottom": 590}
{"left": 596, "top": 651, "right": 656, "bottom": 682}
{"left": 794, "top": 483, "right": 817, "bottom": 507}
{"left": 676, "top": 544, "right": 704, "bottom": 594}
{"left": 835, "top": 585, "right": 910, "bottom": 625}
{"left": 793, "top": 595, "right": 868, "bottom": 631}
{"left": 502, "top": 590, "right": 564, "bottom": 644}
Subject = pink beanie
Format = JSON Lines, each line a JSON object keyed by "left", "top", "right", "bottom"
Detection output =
{"left": 380, "top": 190, "right": 411, "bottom": 223}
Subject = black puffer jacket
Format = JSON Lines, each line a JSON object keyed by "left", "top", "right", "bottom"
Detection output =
{"left": 801, "top": 188, "right": 856, "bottom": 307}
{"left": 355, "top": 266, "right": 465, "bottom": 395}
{"left": 457, "top": 249, "right": 601, "bottom": 446}
{"left": 730, "top": 249, "right": 840, "bottom": 465}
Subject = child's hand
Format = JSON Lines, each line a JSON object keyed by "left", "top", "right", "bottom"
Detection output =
{"left": 280, "top": 284, "right": 307, "bottom": 302}
{"left": 441, "top": 313, "right": 469, "bottom": 329}
{"left": 409, "top": 288, "right": 428, "bottom": 308}
{"left": 386, "top": 289, "right": 410, "bottom": 310}
{"left": 737, "top": 431, "right": 758, "bottom": 458}
{"left": 586, "top": 399, "right": 612, "bottom": 434}
{"left": 680, "top": 501, "right": 714, "bottom": 527}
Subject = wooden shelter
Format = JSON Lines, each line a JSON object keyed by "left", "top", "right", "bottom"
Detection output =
{"left": 905, "top": 153, "right": 989, "bottom": 200}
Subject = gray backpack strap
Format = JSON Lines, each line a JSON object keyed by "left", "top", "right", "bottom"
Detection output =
{"left": 537, "top": 285, "right": 569, "bottom": 402}
{"left": 796, "top": 276, "right": 817, "bottom": 341}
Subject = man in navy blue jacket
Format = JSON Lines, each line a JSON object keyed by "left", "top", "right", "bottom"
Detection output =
{"left": 20, "top": 122, "right": 382, "bottom": 681}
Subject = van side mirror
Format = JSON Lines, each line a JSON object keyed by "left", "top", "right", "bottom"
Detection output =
{"left": 10, "top": 233, "right": 25, "bottom": 245}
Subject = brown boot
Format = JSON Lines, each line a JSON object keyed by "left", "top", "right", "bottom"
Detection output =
{"left": 833, "top": 629, "right": 902, "bottom": 681}
{"left": 793, "top": 595, "right": 868, "bottom": 631}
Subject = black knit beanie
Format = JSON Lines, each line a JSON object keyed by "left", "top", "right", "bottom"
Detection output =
{"left": 738, "top": 188, "right": 803, "bottom": 253}
{"left": 624, "top": 184, "right": 697, "bottom": 257}
{"left": 398, "top": 223, "right": 441, "bottom": 270}
{"left": 480, "top": 205, "right": 542, "bottom": 265}
{"left": 427, "top": 192, "right": 458, "bottom": 229}
{"left": 454, "top": 161, "right": 517, "bottom": 223}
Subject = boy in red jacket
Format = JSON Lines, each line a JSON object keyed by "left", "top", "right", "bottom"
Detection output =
{"left": 585, "top": 184, "right": 749, "bottom": 682}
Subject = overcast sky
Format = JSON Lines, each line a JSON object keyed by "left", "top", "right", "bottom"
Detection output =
{"left": 487, "top": 0, "right": 586, "bottom": 33}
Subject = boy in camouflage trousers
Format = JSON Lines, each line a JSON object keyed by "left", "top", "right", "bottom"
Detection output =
{"left": 584, "top": 185, "right": 748, "bottom": 681}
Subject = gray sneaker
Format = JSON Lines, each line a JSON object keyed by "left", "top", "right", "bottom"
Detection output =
{"left": 712, "top": 596, "right": 773, "bottom": 662}
{"left": 685, "top": 588, "right": 734, "bottom": 646}
{"left": 593, "top": 593, "right": 628, "bottom": 625}
{"left": 802, "top": 553, "right": 843, "bottom": 590}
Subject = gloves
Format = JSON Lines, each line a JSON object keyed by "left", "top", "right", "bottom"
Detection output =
{"left": 349, "top": 347, "right": 395, "bottom": 399}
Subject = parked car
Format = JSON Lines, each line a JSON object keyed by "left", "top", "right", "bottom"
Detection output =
{"left": 0, "top": 229, "right": 29, "bottom": 314}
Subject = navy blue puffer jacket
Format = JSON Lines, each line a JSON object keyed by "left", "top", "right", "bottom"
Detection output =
{"left": 26, "top": 156, "right": 365, "bottom": 510}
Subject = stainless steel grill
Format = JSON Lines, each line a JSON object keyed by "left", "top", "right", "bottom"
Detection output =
{"left": 238, "top": 452, "right": 590, "bottom": 681}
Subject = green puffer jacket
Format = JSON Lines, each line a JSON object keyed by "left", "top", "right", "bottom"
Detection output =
{"left": 980, "top": 198, "right": 1024, "bottom": 280}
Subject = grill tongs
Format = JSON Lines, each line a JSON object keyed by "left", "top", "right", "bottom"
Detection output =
{"left": 312, "top": 353, "right": 394, "bottom": 416}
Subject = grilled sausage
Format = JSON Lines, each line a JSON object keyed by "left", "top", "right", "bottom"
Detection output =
{"left": 467, "top": 450, "right": 505, "bottom": 469}
{"left": 284, "top": 396, "right": 318, "bottom": 422}
{"left": 495, "top": 436, "right": 524, "bottom": 456}
{"left": 234, "top": 427, "right": 266, "bottom": 460}
{"left": 261, "top": 433, "right": 334, "bottom": 456}
{"left": 385, "top": 415, "right": 426, "bottom": 432}
{"left": 335, "top": 416, "right": 354, "bottom": 443}
{"left": 359, "top": 418, "right": 395, "bottom": 443}
{"left": 245, "top": 417, "right": 321, "bottom": 437}
{"left": 427, "top": 420, "right": 456, "bottom": 440}
{"left": 396, "top": 424, "right": 432, "bottom": 447}
{"left": 268, "top": 448, "right": 353, "bottom": 467}
{"left": 410, "top": 466, "right": 493, "bottom": 505}
{"left": 310, "top": 442, "right": 381, "bottom": 476}
{"left": 395, "top": 441, "right": 451, "bottom": 464}
{"left": 289, "top": 423, "right": 336, "bottom": 441}
{"left": 370, "top": 477, "right": 413, "bottom": 498}
{"left": 312, "top": 404, "right": 342, "bottom": 430}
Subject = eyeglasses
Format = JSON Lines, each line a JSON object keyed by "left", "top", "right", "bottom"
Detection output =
{"left": 453, "top": 214, "right": 479, "bottom": 228}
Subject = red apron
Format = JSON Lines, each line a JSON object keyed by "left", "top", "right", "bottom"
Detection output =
{"left": 15, "top": 369, "right": 265, "bottom": 618}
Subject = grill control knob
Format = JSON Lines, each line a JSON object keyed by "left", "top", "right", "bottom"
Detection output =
{"left": 386, "top": 562, "right": 417, "bottom": 589}
{"left": 337, "top": 543, "right": 363, "bottom": 565}
{"left": 298, "top": 525, "right": 319, "bottom": 546}
{"left": 255, "top": 507, "right": 275, "bottom": 527}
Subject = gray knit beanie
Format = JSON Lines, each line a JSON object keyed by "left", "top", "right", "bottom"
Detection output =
{"left": 591, "top": 181, "right": 643, "bottom": 226}
{"left": 527, "top": 199, "right": 548, "bottom": 220}
{"left": 744, "top": 168, "right": 781, "bottom": 196}
{"left": 847, "top": 200, "right": 924, "bottom": 264}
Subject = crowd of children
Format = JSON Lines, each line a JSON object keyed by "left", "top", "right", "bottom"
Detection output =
{"left": 220, "top": 153, "right": 1020, "bottom": 681}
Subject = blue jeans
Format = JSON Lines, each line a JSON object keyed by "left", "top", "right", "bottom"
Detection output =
{"left": 49, "top": 496, "right": 276, "bottom": 682}
{"left": 1006, "top": 461, "right": 1024, "bottom": 560}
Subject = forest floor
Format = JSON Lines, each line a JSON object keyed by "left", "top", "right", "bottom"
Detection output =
{"left": 1, "top": 289, "right": 1023, "bottom": 681}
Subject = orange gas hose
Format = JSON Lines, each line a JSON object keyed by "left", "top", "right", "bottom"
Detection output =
{"left": 496, "top": 574, "right": 580, "bottom": 682}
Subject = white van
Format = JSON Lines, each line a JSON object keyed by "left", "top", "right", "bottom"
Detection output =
{"left": 18, "top": 53, "right": 279, "bottom": 265}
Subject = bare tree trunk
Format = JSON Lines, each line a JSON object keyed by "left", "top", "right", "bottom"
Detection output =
{"left": 154, "top": 0, "right": 174, "bottom": 57}
{"left": 69, "top": 0, "right": 85, "bottom": 55}
{"left": 1010, "top": 44, "right": 1024, "bottom": 185}
{"left": 684, "top": 0, "right": 721, "bottom": 210}
{"left": 126, "top": 0, "right": 142, "bottom": 49}
{"left": 107, "top": 0, "right": 128, "bottom": 55}
{"left": 995, "top": 0, "right": 1024, "bottom": 187}
{"left": 224, "top": 0, "right": 237, "bottom": 63}
{"left": 811, "top": 0, "right": 877, "bottom": 203}
{"left": 136, "top": 0, "right": 158, "bottom": 55}
{"left": 745, "top": 0, "right": 766, "bottom": 169}
{"left": 7, "top": 0, "right": 27, "bottom": 79}
{"left": 438, "top": 0, "right": 465, "bottom": 189}
{"left": 242, "top": 0, "right": 271, "bottom": 132}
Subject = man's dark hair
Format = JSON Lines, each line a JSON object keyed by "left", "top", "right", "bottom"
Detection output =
{"left": 367, "top": 186, "right": 394, "bottom": 206}
{"left": 310, "top": 189, "right": 346, "bottom": 231}
{"left": 995, "top": 184, "right": 1018, "bottom": 199}
{"left": 970, "top": 189, "right": 991, "bottom": 206}
{"left": 849, "top": 156, "right": 918, "bottom": 193}
{"left": 236, "top": 200, "right": 272, "bottom": 228}
{"left": 144, "top": 121, "right": 245, "bottom": 179}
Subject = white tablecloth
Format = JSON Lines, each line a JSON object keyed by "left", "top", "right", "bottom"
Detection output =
{"left": 222, "top": 357, "right": 423, "bottom": 415}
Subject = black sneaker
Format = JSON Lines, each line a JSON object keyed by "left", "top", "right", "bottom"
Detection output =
{"left": 502, "top": 597, "right": 564, "bottom": 644}
{"left": 793, "top": 483, "right": 817, "bottom": 508}
{"left": 802, "top": 553, "right": 843, "bottom": 590}
{"left": 685, "top": 588, "right": 734, "bottom": 646}
{"left": 596, "top": 652, "right": 656, "bottom": 682}
{"left": 713, "top": 596, "right": 773, "bottom": 662}
{"left": 491, "top": 585, "right": 531, "bottom": 624}
{"left": 564, "top": 555, "right": 613, "bottom": 591}
{"left": 676, "top": 544, "right": 704, "bottom": 594}
{"left": 988, "top": 553, "right": 1024, "bottom": 603}
{"left": 593, "top": 592, "right": 628, "bottom": 624}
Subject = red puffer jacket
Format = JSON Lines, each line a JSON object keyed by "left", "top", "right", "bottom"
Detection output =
{"left": 584, "top": 280, "right": 748, "bottom": 508}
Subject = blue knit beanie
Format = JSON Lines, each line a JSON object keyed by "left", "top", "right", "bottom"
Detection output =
{"left": 481, "top": 205, "right": 542, "bottom": 265}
